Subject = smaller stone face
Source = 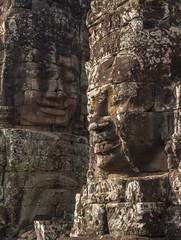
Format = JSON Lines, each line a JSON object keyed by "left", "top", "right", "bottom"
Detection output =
{"left": 0, "top": 0, "right": 90, "bottom": 238}
{"left": 0, "top": 0, "right": 89, "bottom": 132}
{"left": 20, "top": 60, "right": 79, "bottom": 128}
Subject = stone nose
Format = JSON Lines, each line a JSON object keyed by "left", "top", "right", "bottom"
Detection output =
{"left": 57, "top": 90, "right": 67, "bottom": 100}
{"left": 46, "top": 80, "right": 67, "bottom": 101}
{"left": 45, "top": 90, "right": 67, "bottom": 102}
{"left": 56, "top": 80, "right": 67, "bottom": 100}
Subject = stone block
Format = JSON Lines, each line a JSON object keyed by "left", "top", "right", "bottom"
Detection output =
{"left": 165, "top": 206, "right": 181, "bottom": 238}
{"left": 11, "top": 0, "right": 32, "bottom": 9}
{"left": 78, "top": 175, "right": 168, "bottom": 207}
{"left": 125, "top": 175, "right": 168, "bottom": 203}
{"left": 55, "top": 203, "right": 75, "bottom": 220}
{"left": 34, "top": 220, "right": 73, "bottom": 240}
{"left": 154, "top": 82, "right": 176, "bottom": 112}
{"left": 168, "top": 172, "right": 181, "bottom": 206}
{"left": 57, "top": 236, "right": 168, "bottom": 240}
{"left": 4, "top": 171, "right": 33, "bottom": 188}
{"left": 71, "top": 204, "right": 108, "bottom": 237}
{"left": 19, "top": 229, "right": 37, "bottom": 240}
{"left": 78, "top": 179, "right": 127, "bottom": 206}
{"left": 106, "top": 202, "right": 166, "bottom": 237}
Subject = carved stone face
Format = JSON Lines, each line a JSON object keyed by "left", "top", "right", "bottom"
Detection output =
{"left": 20, "top": 59, "right": 79, "bottom": 127}
{"left": 85, "top": 0, "right": 179, "bottom": 176}
{"left": 0, "top": 0, "right": 82, "bottom": 130}
{"left": 87, "top": 55, "right": 175, "bottom": 174}
{"left": 0, "top": 0, "right": 89, "bottom": 237}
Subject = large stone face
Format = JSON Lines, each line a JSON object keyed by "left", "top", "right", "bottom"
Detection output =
{"left": 71, "top": 0, "right": 181, "bottom": 239}
{"left": 86, "top": 0, "right": 180, "bottom": 177}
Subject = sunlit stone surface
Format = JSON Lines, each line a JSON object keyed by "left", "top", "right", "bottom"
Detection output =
{"left": 71, "top": 0, "right": 181, "bottom": 239}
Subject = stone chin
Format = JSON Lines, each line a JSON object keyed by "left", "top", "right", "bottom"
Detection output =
{"left": 96, "top": 147, "right": 132, "bottom": 173}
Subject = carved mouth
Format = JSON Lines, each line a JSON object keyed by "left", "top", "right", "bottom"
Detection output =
{"left": 37, "top": 100, "right": 68, "bottom": 116}
{"left": 93, "top": 131, "right": 119, "bottom": 143}
{"left": 37, "top": 100, "right": 66, "bottom": 108}
{"left": 94, "top": 141, "right": 121, "bottom": 154}
{"left": 39, "top": 107, "right": 66, "bottom": 116}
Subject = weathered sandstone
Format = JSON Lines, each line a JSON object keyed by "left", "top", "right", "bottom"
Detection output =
{"left": 71, "top": 0, "right": 181, "bottom": 239}
{"left": 0, "top": 0, "right": 180, "bottom": 239}
{"left": 0, "top": 0, "right": 90, "bottom": 239}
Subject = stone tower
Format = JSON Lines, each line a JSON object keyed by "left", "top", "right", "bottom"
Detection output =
{"left": 0, "top": 0, "right": 90, "bottom": 239}
{"left": 71, "top": 0, "right": 181, "bottom": 239}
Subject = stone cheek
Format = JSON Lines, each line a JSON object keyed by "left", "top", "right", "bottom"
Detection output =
{"left": 0, "top": 129, "right": 89, "bottom": 238}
